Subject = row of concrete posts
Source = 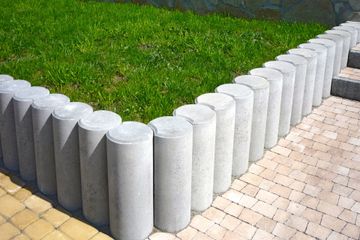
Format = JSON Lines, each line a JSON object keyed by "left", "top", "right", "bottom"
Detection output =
{"left": 0, "top": 21, "right": 359, "bottom": 240}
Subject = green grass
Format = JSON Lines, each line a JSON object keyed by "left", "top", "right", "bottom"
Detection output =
{"left": 0, "top": 0, "right": 327, "bottom": 122}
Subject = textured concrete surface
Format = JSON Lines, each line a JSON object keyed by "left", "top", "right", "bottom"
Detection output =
{"left": 332, "top": 67, "right": 360, "bottom": 101}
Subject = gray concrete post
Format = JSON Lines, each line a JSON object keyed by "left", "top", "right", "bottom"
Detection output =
{"left": 341, "top": 22, "right": 360, "bottom": 43}
{"left": 233, "top": 75, "right": 269, "bottom": 162}
{"left": 317, "top": 34, "right": 344, "bottom": 76}
{"left": 31, "top": 94, "right": 70, "bottom": 195}
{"left": 275, "top": 54, "right": 307, "bottom": 126}
{"left": 263, "top": 61, "right": 296, "bottom": 137}
{"left": 174, "top": 104, "right": 216, "bottom": 211}
{"left": 325, "top": 30, "right": 351, "bottom": 69}
{"left": 333, "top": 26, "right": 357, "bottom": 48}
{"left": 0, "top": 80, "right": 31, "bottom": 171}
{"left": 78, "top": 110, "right": 121, "bottom": 226}
{"left": 249, "top": 68, "right": 282, "bottom": 148}
{"left": 215, "top": 84, "right": 254, "bottom": 176}
{"left": 107, "top": 121, "right": 154, "bottom": 240}
{"left": 148, "top": 116, "right": 193, "bottom": 233}
{"left": 52, "top": 102, "right": 93, "bottom": 211}
{"left": 308, "top": 38, "right": 336, "bottom": 99}
{"left": 298, "top": 43, "right": 327, "bottom": 107}
{"left": 13, "top": 87, "right": 50, "bottom": 181}
{"left": 196, "top": 93, "right": 235, "bottom": 193}
{"left": 287, "top": 48, "right": 317, "bottom": 117}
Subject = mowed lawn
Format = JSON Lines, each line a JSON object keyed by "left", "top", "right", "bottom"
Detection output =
{"left": 0, "top": 0, "right": 327, "bottom": 122}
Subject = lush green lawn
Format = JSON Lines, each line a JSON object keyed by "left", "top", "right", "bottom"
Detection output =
{"left": 0, "top": 0, "right": 326, "bottom": 122}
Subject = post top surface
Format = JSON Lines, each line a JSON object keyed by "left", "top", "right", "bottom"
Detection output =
{"left": 276, "top": 54, "right": 308, "bottom": 66}
{"left": 341, "top": 23, "right": 360, "bottom": 29}
{"left": 0, "top": 74, "right": 14, "bottom": 82}
{"left": 309, "top": 38, "right": 336, "bottom": 48}
{"left": 174, "top": 104, "right": 216, "bottom": 125}
{"left": 148, "top": 116, "right": 192, "bottom": 138}
{"left": 79, "top": 110, "right": 121, "bottom": 131}
{"left": 249, "top": 68, "right": 283, "bottom": 82}
{"left": 107, "top": 121, "right": 153, "bottom": 144}
{"left": 263, "top": 60, "right": 296, "bottom": 74}
{"left": 326, "top": 30, "right": 351, "bottom": 38}
{"left": 317, "top": 33, "right": 343, "bottom": 42}
{"left": 13, "top": 86, "right": 49, "bottom": 101}
{"left": 53, "top": 102, "right": 93, "bottom": 121}
{"left": 234, "top": 75, "right": 269, "bottom": 90}
{"left": 298, "top": 43, "right": 327, "bottom": 53}
{"left": 288, "top": 48, "right": 317, "bottom": 59}
{"left": 333, "top": 26, "right": 356, "bottom": 33}
{"left": 196, "top": 93, "right": 235, "bottom": 111}
{"left": 216, "top": 83, "right": 253, "bottom": 100}
{"left": 0, "top": 80, "right": 31, "bottom": 94}
{"left": 32, "top": 94, "right": 70, "bottom": 110}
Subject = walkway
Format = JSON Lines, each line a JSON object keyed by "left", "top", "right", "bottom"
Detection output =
{"left": 0, "top": 96, "right": 360, "bottom": 240}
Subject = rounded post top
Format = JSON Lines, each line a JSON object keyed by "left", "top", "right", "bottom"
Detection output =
{"left": 196, "top": 93, "right": 235, "bottom": 112}
{"left": 13, "top": 86, "right": 49, "bottom": 102}
{"left": 249, "top": 68, "right": 283, "bottom": 82}
{"left": 234, "top": 75, "right": 269, "bottom": 90}
{"left": 0, "top": 80, "right": 31, "bottom": 94}
{"left": 0, "top": 74, "right": 14, "bottom": 82}
{"left": 333, "top": 25, "right": 356, "bottom": 33}
{"left": 317, "top": 33, "right": 343, "bottom": 42}
{"left": 173, "top": 104, "right": 216, "bottom": 125}
{"left": 342, "top": 22, "right": 360, "bottom": 29}
{"left": 148, "top": 116, "right": 192, "bottom": 139}
{"left": 275, "top": 54, "right": 307, "bottom": 66}
{"left": 263, "top": 60, "right": 296, "bottom": 74}
{"left": 288, "top": 48, "right": 317, "bottom": 59}
{"left": 308, "top": 38, "right": 336, "bottom": 48}
{"left": 32, "top": 94, "right": 70, "bottom": 110}
{"left": 298, "top": 43, "right": 327, "bottom": 53}
{"left": 325, "top": 30, "right": 351, "bottom": 38}
{"left": 107, "top": 121, "right": 153, "bottom": 144}
{"left": 53, "top": 102, "right": 93, "bottom": 121}
{"left": 215, "top": 83, "right": 253, "bottom": 100}
{"left": 79, "top": 110, "right": 122, "bottom": 131}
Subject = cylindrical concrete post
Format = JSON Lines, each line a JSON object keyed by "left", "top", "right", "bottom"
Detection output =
{"left": 275, "top": 55, "right": 307, "bottom": 125}
{"left": 333, "top": 26, "right": 357, "bottom": 48}
{"left": 174, "top": 104, "right": 216, "bottom": 211}
{"left": 308, "top": 38, "right": 336, "bottom": 98}
{"left": 263, "top": 61, "right": 296, "bottom": 137}
{"left": 13, "top": 87, "right": 50, "bottom": 181}
{"left": 52, "top": 102, "right": 93, "bottom": 211}
{"left": 31, "top": 94, "right": 70, "bottom": 195}
{"left": 326, "top": 30, "right": 351, "bottom": 68}
{"left": 298, "top": 43, "right": 327, "bottom": 107}
{"left": 249, "top": 68, "right": 282, "bottom": 148}
{"left": 215, "top": 84, "right": 254, "bottom": 176}
{"left": 317, "top": 34, "right": 343, "bottom": 76}
{"left": 0, "top": 80, "right": 31, "bottom": 171}
{"left": 234, "top": 75, "right": 269, "bottom": 162}
{"left": 78, "top": 110, "right": 121, "bottom": 226}
{"left": 287, "top": 48, "right": 317, "bottom": 116}
{"left": 148, "top": 116, "right": 193, "bottom": 232}
{"left": 196, "top": 93, "right": 235, "bottom": 193}
{"left": 341, "top": 22, "right": 360, "bottom": 43}
{"left": 107, "top": 121, "right": 153, "bottom": 240}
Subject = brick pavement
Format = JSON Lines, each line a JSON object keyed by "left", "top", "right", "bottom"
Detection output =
{"left": 1, "top": 96, "right": 360, "bottom": 240}
{"left": 338, "top": 67, "right": 360, "bottom": 81}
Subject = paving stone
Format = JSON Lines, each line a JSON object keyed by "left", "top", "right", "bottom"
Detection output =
{"left": 177, "top": 226, "right": 197, "bottom": 240}
{"left": 0, "top": 222, "right": 21, "bottom": 239}
{"left": 10, "top": 209, "right": 37, "bottom": 230}
{"left": 43, "top": 230, "right": 72, "bottom": 240}
{"left": 41, "top": 208, "right": 70, "bottom": 228}
{"left": 23, "top": 219, "right": 54, "bottom": 239}
{"left": 305, "top": 222, "right": 331, "bottom": 240}
{"left": 205, "top": 224, "right": 225, "bottom": 240}
{"left": 59, "top": 218, "right": 98, "bottom": 240}
{"left": 0, "top": 194, "right": 25, "bottom": 218}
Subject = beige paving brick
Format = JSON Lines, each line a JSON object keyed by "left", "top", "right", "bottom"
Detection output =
{"left": 43, "top": 230, "right": 72, "bottom": 240}
{"left": 10, "top": 209, "right": 37, "bottom": 230}
{"left": 0, "top": 194, "right": 25, "bottom": 218}
{"left": 269, "top": 184, "right": 291, "bottom": 198}
{"left": 205, "top": 224, "right": 225, "bottom": 240}
{"left": 252, "top": 229, "right": 275, "bottom": 240}
{"left": 222, "top": 189, "right": 242, "bottom": 203}
{"left": 273, "top": 209, "right": 290, "bottom": 223}
{"left": 202, "top": 207, "right": 225, "bottom": 224}
{"left": 237, "top": 194, "right": 257, "bottom": 208}
{"left": 290, "top": 232, "right": 314, "bottom": 240}
{"left": 90, "top": 232, "right": 113, "bottom": 240}
{"left": 219, "top": 215, "right": 240, "bottom": 231}
{"left": 59, "top": 218, "right": 98, "bottom": 240}
{"left": 318, "top": 191, "right": 339, "bottom": 205}
{"left": 190, "top": 232, "right": 211, "bottom": 240}
{"left": 149, "top": 232, "right": 177, "bottom": 240}
{"left": 13, "top": 188, "right": 32, "bottom": 202}
{"left": 24, "top": 195, "right": 52, "bottom": 214}
{"left": 272, "top": 197, "right": 290, "bottom": 210}
{"left": 13, "top": 233, "right": 31, "bottom": 240}
{"left": 240, "top": 184, "right": 259, "bottom": 197}
{"left": 212, "top": 196, "right": 231, "bottom": 210}
{"left": 303, "top": 184, "right": 321, "bottom": 197}
{"left": 289, "top": 190, "right": 305, "bottom": 202}
{"left": 339, "top": 209, "right": 357, "bottom": 224}
{"left": 341, "top": 223, "right": 360, "bottom": 239}
{"left": 24, "top": 219, "right": 54, "bottom": 240}
{"left": 41, "top": 208, "right": 70, "bottom": 227}
{"left": 302, "top": 208, "right": 322, "bottom": 224}
{"left": 287, "top": 201, "right": 306, "bottom": 215}
{"left": 239, "top": 173, "right": 263, "bottom": 186}
{"left": 256, "top": 189, "right": 278, "bottom": 204}
{"left": 252, "top": 201, "right": 277, "bottom": 218}
{"left": 233, "top": 222, "right": 256, "bottom": 239}
{"left": 238, "top": 208, "right": 262, "bottom": 225}
{"left": 223, "top": 203, "right": 243, "bottom": 217}
{"left": 321, "top": 214, "right": 346, "bottom": 232}
{"left": 0, "top": 177, "right": 22, "bottom": 195}
{"left": 317, "top": 200, "right": 343, "bottom": 217}
{"left": 222, "top": 231, "right": 245, "bottom": 240}
{"left": 327, "top": 231, "right": 348, "bottom": 240}
{"left": 190, "top": 215, "right": 214, "bottom": 233}
{"left": 256, "top": 216, "right": 276, "bottom": 232}
{"left": 285, "top": 214, "right": 308, "bottom": 232}
{"left": 0, "top": 222, "right": 21, "bottom": 240}
{"left": 177, "top": 227, "right": 197, "bottom": 240}
{"left": 305, "top": 222, "right": 331, "bottom": 240}
{"left": 230, "top": 179, "right": 246, "bottom": 191}
{"left": 272, "top": 223, "right": 296, "bottom": 239}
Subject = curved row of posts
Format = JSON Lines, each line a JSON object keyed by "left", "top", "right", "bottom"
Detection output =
{"left": 0, "top": 21, "right": 359, "bottom": 240}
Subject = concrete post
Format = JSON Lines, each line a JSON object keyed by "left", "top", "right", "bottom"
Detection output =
{"left": 248, "top": 68, "right": 282, "bottom": 148}
{"left": 326, "top": 30, "right": 351, "bottom": 68}
{"left": 107, "top": 121, "right": 153, "bottom": 240}
{"left": 341, "top": 22, "right": 360, "bottom": 43}
{"left": 31, "top": 94, "right": 70, "bottom": 195}
{"left": 0, "top": 80, "right": 31, "bottom": 171}
{"left": 333, "top": 26, "right": 357, "bottom": 48}
{"left": 174, "top": 104, "right": 216, "bottom": 211}
{"left": 13, "top": 87, "right": 50, "bottom": 181}
{"left": 215, "top": 84, "right": 254, "bottom": 176}
{"left": 287, "top": 48, "right": 317, "bottom": 117}
{"left": 263, "top": 61, "right": 296, "bottom": 137}
{"left": 298, "top": 43, "right": 327, "bottom": 107}
{"left": 52, "top": 102, "right": 93, "bottom": 211}
{"left": 275, "top": 55, "right": 307, "bottom": 126}
{"left": 148, "top": 116, "right": 193, "bottom": 232}
{"left": 308, "top": 38, "right": 336, "bottom": 98}
{"left": 317, "top": 34, "right": 344, "bottom": 76}
{"left": 196, "top": 93, "right": 235, "bottom": 193}
{"left": 78, "top": 110, "right": 121, "bottom": 226}
{"left": 233, "top": 75, "right": 269, "bottom": 161}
